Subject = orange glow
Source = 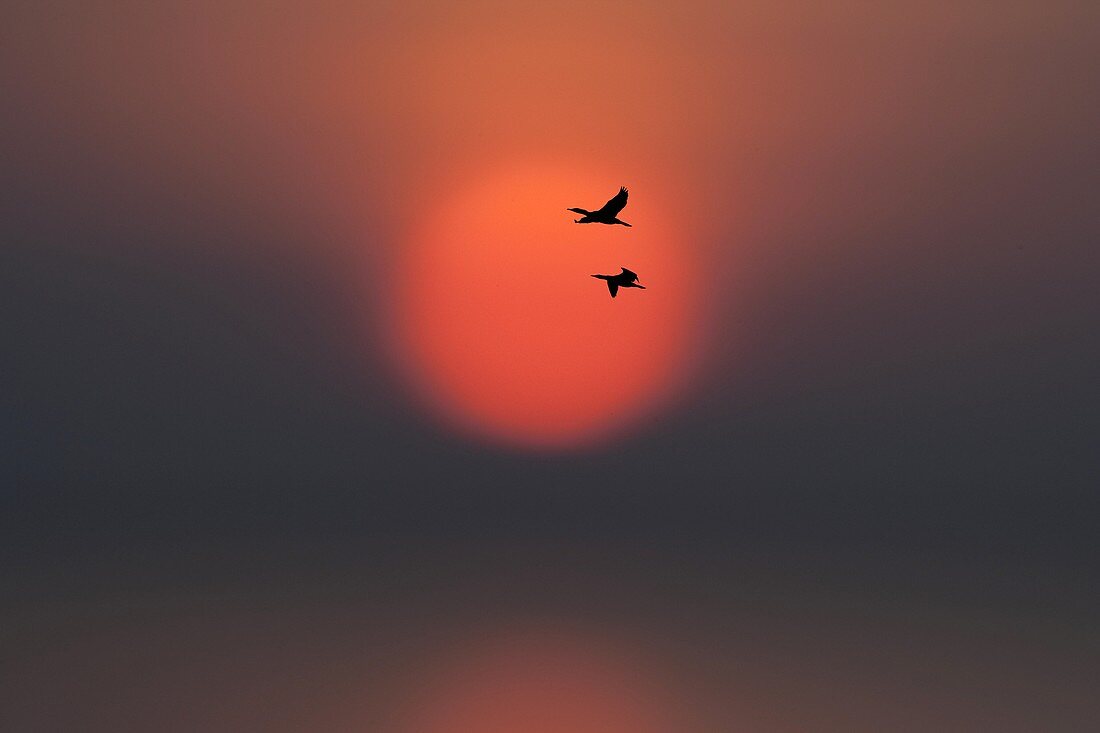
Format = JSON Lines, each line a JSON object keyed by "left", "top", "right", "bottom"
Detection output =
{"left": 389, "top": 164, "right": 702, "bottom": 449}
{"left": 390, "top": 629, "right": 681, "bottom": 733}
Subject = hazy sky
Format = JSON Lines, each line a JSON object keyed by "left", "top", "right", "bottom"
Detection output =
{"left": 3, "top": 2, "right": 1098, "bottom": 731}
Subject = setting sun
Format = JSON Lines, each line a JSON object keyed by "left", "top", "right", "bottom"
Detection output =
{"left": 388, "top": 165, "right": 702, "bottom": 449}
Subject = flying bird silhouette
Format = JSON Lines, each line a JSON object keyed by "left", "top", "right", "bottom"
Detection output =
{"left": 568, "top": 187, "right": 632, "bottom": 226}
{"left": 592, "top": 267, "right": 646, "bottom": 298}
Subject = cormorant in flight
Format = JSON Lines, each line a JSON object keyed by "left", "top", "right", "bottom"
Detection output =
{"left": 592, "top": 267, "right": 645, "bottom": 298}
{"left": 568, "top": 187, "right": 632, "bottom": 226}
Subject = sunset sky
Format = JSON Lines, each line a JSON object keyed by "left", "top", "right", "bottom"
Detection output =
{"left": 3, "top": 2, "right": 1098, "bottom": 731}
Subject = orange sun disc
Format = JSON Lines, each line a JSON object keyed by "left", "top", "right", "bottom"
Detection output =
{"left": 388, "top": 164, "right": 702, "bottom": 450}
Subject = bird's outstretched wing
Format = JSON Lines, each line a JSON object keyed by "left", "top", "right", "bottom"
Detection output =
{"left": 595, "top": 187, "right": 628, "bottom": 217}
{"left": 607, "top": 281, "right": 619, "bottom": 298}
{"left": 620, "top": 267, "right": 638, "bottom": 282}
